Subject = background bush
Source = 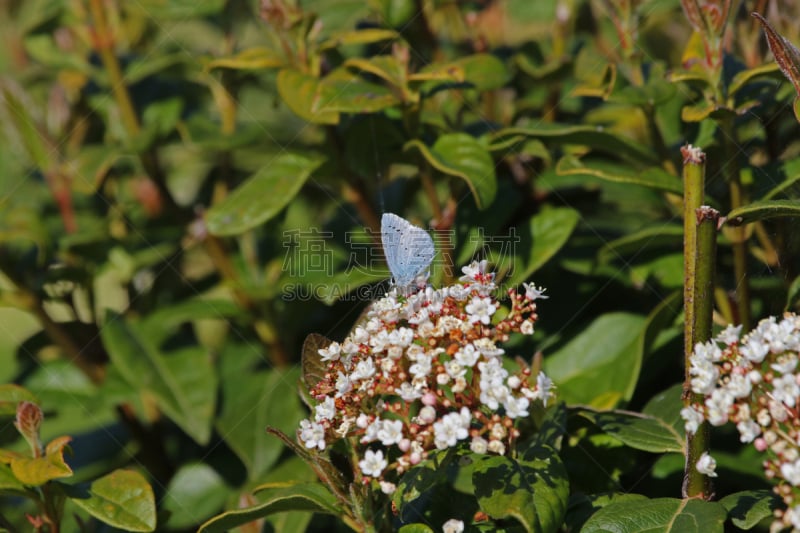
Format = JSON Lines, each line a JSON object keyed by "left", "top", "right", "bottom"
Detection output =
{"left": 1, "top": 0, "right": 800, "bottom": 530}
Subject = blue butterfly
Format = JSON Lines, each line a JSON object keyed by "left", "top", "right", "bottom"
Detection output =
{"left": 381, "top": 213, "right": 435, "bottom": 292}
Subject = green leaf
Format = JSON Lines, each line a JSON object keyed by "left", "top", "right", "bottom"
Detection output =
{"left": 205, "top": 47, "right": 285, "bottom": 71}
{"left": 394, "top": 449, "right": 455, "bottom": 514}
{"left": 131, "top": 0, "right": 225, "bottom": 18}
{"left": 788, "top": 274, "right": 800, "bottom": 311}
{"left": 508, "top": 206, "right": 580, "bottom": 286}
{"left": 405, "top": 134, "right": 497, "bottom": 208}
{"left": 277, "top": 68, "right": 339, "bottom": 124}
{"left": 163, "top": 463, "right": 231, "bottom": 529}
{"left": 575, "top": 408, "right": 684, "bottom": 454}
{"left": 451, "top": 53, "right": 510, "bottom": 91}
{"left": 11, "top": 435, "right": 73, "bottom": 486}
{"left": 0, "top": 384, "right": 38, "bottom": 416}
{"left": 198, "top": 483, "right": 340, "bottom": 533}
{"left": 493, "top": 124, "right": 658, "bottom": 165}
{"left": 319, "top": 28, "right": 399, "bottom": 49}
{"left": 582, "top": 497, "right": 727, "bottom": 533}
{"left": 314, "top": 70, "right": 401, "bottom": 113}
{"left": 1, "top": 88, "right": 50, "bottom": 170}
{"left": 556, "top": 156, "right": 683, "bottom": 195}
{"left": 0, "top": 463, "right": 27, "bottom": 493}
{"left": 720, "top": 490, "right": 781, "bottom": 529}
{"left": 216, "top": 368, "right": 303, "bottom": 482}
{"left": 544, "top": 313, "right": 647, "bottom": 409}
{"left": 473, "top": 447, "right": 569, "bottom": 533}
{"left": 344, "top": 56, "right": 407, "bottom": 91}
{"left": 101, "top": 314, "right": 216, "bottom": 445}
{"left": 398, "top": 525, "right": 436, "bottom": 533}
{"left": 726, "top": 199, "right": 800, "bottom": 226}
{"left": 598, "top": 225, "right": 684, "bottom": 264}
{"left": 205, "top": 153, "right": 324, "bottom": 236}
{"left": 728, "top": 63, "right": 781, "bottom": 96}
{"left": 68, "top": 469, "right": 156, "bottom": 532}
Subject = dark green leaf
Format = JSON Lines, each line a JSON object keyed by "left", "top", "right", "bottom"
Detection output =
{"left": 493, "top": 124, "right": 658, "bottom": 165}
{"left": 598, "top": 225, "right": 684, "bottom": 264}
{"left": 163, "top": 463, "right": 231, "bottom": 529}
{"left": 556, "top": 156, "right": 682, "bottom": 195}
{"left": 508, "top": 206, "right": 579, "bottom": 286}
{"left": 197, "top": 483, "right": 340, "bottom": 533}
{"left": 206, "top": 153, "right": 324, "bottom": 236}
{"left": 726, "top": 200, "right": 800, "bottom": 226}
{"left": 216, "top": 368, "right": 303, "bottom": 481}
{"left": 405, "top": 134, "right": 497, "bottom": 208}
{"left": 582, "top": 497, "right": 727, "bottom": 533}
{"left": 720, "top": 490, "right": 781, "bottom": 530}
{"left": 68, "top": 469, "right": 156, "bottom": 532}
{"left": 314, "top": 70, "right": 401, "bottom": 113}
{"left": 277, "top": 68, "right": 339, "bottom": 124}
{"left": 473, "top": 448, "right": 569, "bottom": 533}
{"left": 101, "top": 314, "right": 216, "bottom": 444}
{"left": 544, "top": 313, "right": 647, "bottom": 409}
{"left": 394, "top": 449, "right": 455, "bottom": 514}
{"left": 575, "top": 408, "right": 684, "bottom": 454}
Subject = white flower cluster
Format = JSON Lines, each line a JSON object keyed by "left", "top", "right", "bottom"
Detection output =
{"left": 298, "top": 261, "right": 555, "bottom": 485}
{"left": 681, "top": 313, "right": 800, "bottom": 531}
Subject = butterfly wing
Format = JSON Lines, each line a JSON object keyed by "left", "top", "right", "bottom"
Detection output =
{"left": 381, "top": 213, "right": 435, "bottom": 289}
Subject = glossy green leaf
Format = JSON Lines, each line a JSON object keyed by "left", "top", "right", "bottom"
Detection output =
{"left": 452, "top": 53, "right": 510, "bottom": 91}
{"left": 0, "top": 384, "right": 38, "bottom": 416}
{"left": 575, "top": 408, "right": 684, "bottom": 454}
{"left": 277, "top": 69, "right": 339, "bottom": 124}
{"left": 720, "top": 490, "right": 781, "bottom": 529}
{"left": 493, "top": 125, "right": 658, "bottom": 165}
{"left": 101, "top": 314, "right": 216, "bottom": 445}
{"left": 508, "top": 206, "right": 579, "bottom": 286}
{"left": 394, "top": 449, "right": 454, "bottom": 514}
{"left": 197, "top": 483, "right": 340, "bottom": 533}
{"left": 206, "top": 153, "right": 324, "bottom": 236}
{"left": 725, "top": 200, "right": 800, "bottom": 226}
{"left": 0, "top": 463, "right": 26, "bottom": 493}
{"left": 319, "top": 28, "right": 399, "bottom": 49}
{"left": 10, "top": 435, "right": 73, "bottom": 486}
{"left": 68, "top": 469, "right": 156, "bottom": 532}
{"left": 598, "top": 225, "right": 684, "bottom": 264}
{"left": 473, "top": 447, "right": 569, "bottom": 533}
{"left": 344, "top": 56, "right": 407, "bottom": 91}
{"left": 398, "top": 525, "right": 435, "bottom": 533}
{"left": 405, "top": 134, "right": 496, "bottom": 208}
{"left": 556, "top": 156, "right": 683, "bottom": 194}
{"left": 132, "top": 0, "right": 225, "bottom": 18}
{"left": 544, "top": 313, "right": 647, "bottom": 408}
{"left": 205, "top": 47, "right": 284, "bottom": 71}
{"left": 728, "top": 62, "right": 781, "bottom": 96}
{"left": 163, "top": 463, "right": 231, "bottom": 529}
{"left": 582, "top": 497, "right": 727, "bottom": 533}
{"left": 216, "top": 368, "right": 302, "bottom": 482}
{"left": 314, "top": 71, "right": 401, "bottom": 113}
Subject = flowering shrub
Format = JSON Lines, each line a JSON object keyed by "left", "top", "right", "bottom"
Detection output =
{"left": 298, "top": 261, "right": 554, "bottom": 491}
{"left": 682, "top": 313, "right": 800, "bottom": 531}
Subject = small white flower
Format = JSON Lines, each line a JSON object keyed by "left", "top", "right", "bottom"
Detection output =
{"left": 454, "top": 344, "right": 480, "bottom": 367}
{"left": 442, "top": 518, "right": 465, "bottom": 533}
{"left": 318, "top": 342, "right": 341, "bottom": 362}
{"left": 696, "top": 452, "right": 717, "bottom": 477}
{"left": 736, "top": 419, "right": 761, "bottom": 443}
{"left": 433, "top": 411, "right": 470, "bottom": 449}
{"left": 520, "top": 319, "right": 534, "bottom": 335}
{"left": 487, "top": 439, "right": 506, "bottom": 455}
{"left": 359, "top": 449, "right": 388, "bottom": 478}
{"left": 536, "top": 372, "right": 554, "bottom": 407}
{"left": 459, "top": 260, "right": 488, "bottom": 282}
{"left": 396, "top": 382, "right": 423, "bottom": 402}
{"left": 772, "top": 373, "right": 800, "bottom": 407}
{"left": 470, "top": 436, "right": 488, "bottom": 454}
{"left": 465, "top": 296, "right": 497, "bottom": 325}
{"left": 299, "top": 419, "right": 326, "bottom": 450}
{"left": 377, "top": 419, "right": 404, "bottom": 446}
{"left": 351, "top": 358, "right": 376, "bottom": 381}
{"left": 523, "top": 282, "right": 549, "bottom": 301}
{"left": 314, "top": 396, "right": 336, "bottom": 422}
{"left": 680, "top": 405, "right": 705, "bottom": 435}
{"left": 717, "top": 324, "right": 742, "bottom": 345}
{"left": 379, "top": 481, "right": 397, "bottom": 495}
{"left": 781, "top": 458, "right": 800, "bottom": 486}
{"left": 417, "top": 405, "right": 437, "bottom": 425}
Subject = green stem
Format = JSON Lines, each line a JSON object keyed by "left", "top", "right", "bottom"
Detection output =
{"left": 684, "top": 206, "right": 719, "bottom": 499}
{"left": 682, "top": 145, "right": 705, "bottom": 365}
{"left": 88, "top": 0, "right": 179, "bottom": 214}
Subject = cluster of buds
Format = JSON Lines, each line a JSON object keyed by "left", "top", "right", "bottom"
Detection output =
{"left": 298, "top": 261, "right": 554, "bottom": 492}
{"left": 681, "top": 313, "right": 800, "bottom": 531}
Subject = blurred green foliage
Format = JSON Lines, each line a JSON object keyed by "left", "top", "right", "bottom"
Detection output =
{"left": 1, "top": 0, "right": 800, "bottom": 530}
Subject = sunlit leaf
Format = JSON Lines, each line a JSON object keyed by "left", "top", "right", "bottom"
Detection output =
{"left": 68, "top": 469, "right": 156, "bottom": 532}
{"left": 726, "top": 199, "right": 800, "bottom": 226}
{"left": 405, "top": 134, "right": 496, "bottom": 209}
{"left": 582, "top": 497, "right": 726, "bottom": 532}
{"left": 206, "top": 153, "right": 324, "bottom": 236}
